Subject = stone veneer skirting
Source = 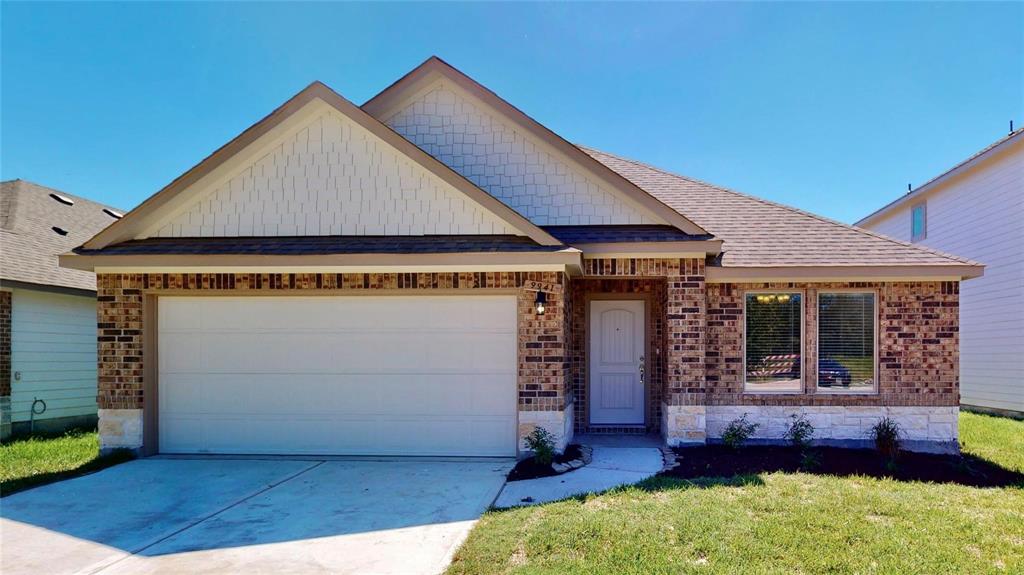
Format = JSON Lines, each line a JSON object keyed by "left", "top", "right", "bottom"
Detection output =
{"left": 663, "top": 405, "right": 958, "bottom": 453}
{"left": 518, "top": 403, "right": 574, "bottom": 454}
{"left": 98, "top": 408, "right": 143, "bottom": 453}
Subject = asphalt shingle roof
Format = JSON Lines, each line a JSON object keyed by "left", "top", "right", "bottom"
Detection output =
{"left": 1, "top": 180, "right": 122, "bottom": 291}
{"left": 582, "top": 148, "right": 981, "bottom": 268}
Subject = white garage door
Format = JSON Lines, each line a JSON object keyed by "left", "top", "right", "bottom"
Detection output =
{"left": 158, "top": 296, "right": 517, "bottom": 456}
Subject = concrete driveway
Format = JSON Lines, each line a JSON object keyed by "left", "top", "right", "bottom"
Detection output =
{"left": 1, "top": 457, "right": 510, "bottom": 575}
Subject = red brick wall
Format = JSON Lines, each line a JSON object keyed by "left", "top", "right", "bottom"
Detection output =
{"left": 0, "top": 291, "right": 10, "bottom": 398}
{"left": 705, "top": 281, "right": 959, "bottom": 406}
{"left": 573, "top": 257, "right": 707, "bottom": 431}
{"left": 569, "top": 278, "right": 666, "bottom": 431}
{"left": 97, "top": 272, "right": 570, "bottom": 413}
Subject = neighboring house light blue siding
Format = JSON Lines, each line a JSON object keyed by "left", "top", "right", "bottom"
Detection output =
{"left": 10, "top": 288, "right": 97, "bottom": 430}
{"left": 860, "top": 136, "right": 1024, "bottom": 415}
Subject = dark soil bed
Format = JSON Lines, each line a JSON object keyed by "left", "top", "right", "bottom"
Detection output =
{"left": 508, "top": 444, "right": 584, "bottom": 482}
{"left": 662, "top": 444, "right": 1024, "bottom": 488}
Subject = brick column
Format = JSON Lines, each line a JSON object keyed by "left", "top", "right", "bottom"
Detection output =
{"left": 517, "top": 274, "right": 573, "bottom": 452}
{"left": 662, "top": 258, "right": 707, "bottom": 445}
{"left": 1, "top": 291, "right": 11, "bottom": 441}
{"left": 96, "top": 274, "right": 145, "bottom": 453}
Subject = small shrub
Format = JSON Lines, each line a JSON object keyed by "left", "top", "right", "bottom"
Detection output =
{"left": 722, "top": 414, "right": 759, "bottom": 450}
{"left": 524, "top": 426, "right": 556, "bottom": 465}
{"left": 784, "top": 414, "right": 815, "bottom": 450}
{"left": 800, "top": 449, "right": 822, "bottom": 471}
{"left": 870, "top": 417, "right": 903, "bottom": 463}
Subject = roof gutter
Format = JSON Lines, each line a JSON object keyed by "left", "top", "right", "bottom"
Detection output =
{"left": 59, "top": 249, "right": 584, "bottom": 276}
{"left": 705, "top": 264, "right": 984, "bottom": 283}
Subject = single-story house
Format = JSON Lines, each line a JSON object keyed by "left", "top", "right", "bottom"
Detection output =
{"left": 60, "top": 57, "right": 983, "bottom": 457}
{"left": 858, "top": 127, "right": 1023, "bottom": 417}
{"left": 1, "top": 179, "right": 124, "bottom": 439}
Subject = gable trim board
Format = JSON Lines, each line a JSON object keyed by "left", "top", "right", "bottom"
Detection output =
{"left": 362, "top": 56, "right": 709, "bottom": 236}
{"left": 84, "top": 82, "right": 562, "bottom": 249}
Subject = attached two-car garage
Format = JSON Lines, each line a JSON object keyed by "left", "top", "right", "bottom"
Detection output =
{"left": 157, "top": 295, "right": 518, "bottom": 457}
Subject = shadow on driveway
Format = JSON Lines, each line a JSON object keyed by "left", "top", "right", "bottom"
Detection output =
{"left": 1, "top": 458, "right": 510, "bottom": 574}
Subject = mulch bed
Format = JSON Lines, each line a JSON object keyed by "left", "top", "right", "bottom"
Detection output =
{"left": 662, "top": 444, "right": 1024, "bottom": 488}
{"left": 508, "top": 444, "right": 584, "bottom": 482}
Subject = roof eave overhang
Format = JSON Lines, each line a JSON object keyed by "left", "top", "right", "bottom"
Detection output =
{"left": 60, "top": 249, "right": 584, "bottom": 276}
{"left": 705, "top": 264, "right": 984, "bottom": 283}
{"left": 576, "top": 240, "right": 722, "bottom": 260}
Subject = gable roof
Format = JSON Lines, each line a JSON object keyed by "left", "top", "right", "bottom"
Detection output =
{"left": 1, "top": 180, "right": 123, "bottom": 292}
{"left": 856, "top": 127, "right": 1024, "bottom": 227}
{"left": 362, "top": 56, "right": 710, "bottom": 237}
{"left": 583, "top": 148, "right": 983, "bottom": 278}
{"left": 82, "top": 81, "right": 561, "bottom": 250}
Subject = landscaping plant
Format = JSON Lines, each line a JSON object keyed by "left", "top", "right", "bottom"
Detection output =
{"left": 783, "top": 413, "right": 815, "bottom": 450}
{"left": 523, "top": 426, "right": 556, "bottom": 465}
{"left": 870, "top": 417, "right": 903, "bottom": 468}
{"left": 721, "top": 414, "right": 759, "bottom": 450}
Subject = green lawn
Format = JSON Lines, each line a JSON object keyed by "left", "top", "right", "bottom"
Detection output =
{"left": 0, "top": 429, "right": 134, "bottom": 497}
{"left": 448, "top": 412, "right": 1024, "bottom": 575}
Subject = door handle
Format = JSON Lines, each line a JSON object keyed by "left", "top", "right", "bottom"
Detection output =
{"left": 639, "top": 355, "right": 645, "bottom": 385}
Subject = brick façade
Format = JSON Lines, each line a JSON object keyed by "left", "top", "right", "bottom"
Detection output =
{"left": 95, "top": 265, "right": 961, "bottom": 451}
{"left": 97, "top": 271, "right": 571, "bottom": 414}
{"left": 705, "top": 281, "right": 959, "bottom": 407}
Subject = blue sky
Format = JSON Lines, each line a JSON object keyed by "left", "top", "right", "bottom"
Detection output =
{"left": 2, "top": 2, "right": 1021, "bottom": 224}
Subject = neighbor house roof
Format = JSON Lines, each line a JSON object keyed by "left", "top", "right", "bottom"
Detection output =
{"left": 1, "top": 179, "right": 123, "bottom": 292}
{"left": 856, "top": 127, "right": 1024, "bottom": 227}
{"left": 583, "top": 148, "right": 983, "bottom": 277}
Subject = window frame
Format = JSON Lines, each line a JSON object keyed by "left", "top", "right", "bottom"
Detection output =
{"left": 911, "top": 202, "right": 927, "bottom": 242}
{"left": 815, "top": 288, "right": 879, "bottom": 395}
{"left": 741, "top": 289, "right": 806, "bottom": 394}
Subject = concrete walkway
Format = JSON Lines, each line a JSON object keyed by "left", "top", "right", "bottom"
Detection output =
{"left": 494, "top": 436, "right": 664, "bottom": 508}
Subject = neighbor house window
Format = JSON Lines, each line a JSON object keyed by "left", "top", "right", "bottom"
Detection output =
{"left": 817, "top": 292, "right": 877, "bottom": 392}
{"left": 911, "top": 203, "right": 926, "bottom": 242}
{"left": 744, "top": 292, "right": 803, "bottom": 392}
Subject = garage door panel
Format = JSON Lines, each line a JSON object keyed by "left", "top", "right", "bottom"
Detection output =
{"left": 158, "top": 296, "right": 517, "bottom": 456}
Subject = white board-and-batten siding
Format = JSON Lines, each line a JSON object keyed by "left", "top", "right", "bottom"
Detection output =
{"left": 10, "top": 288, "right": 98, "bottom": 423}
{"left": 864, "top": 141, "right": 1024, "bottom": 414}
{"left": 150, "top": 106, "right": 518, "bottom": 238}
{"left": 383, "top": 80, "right": 658, "bottom": 226}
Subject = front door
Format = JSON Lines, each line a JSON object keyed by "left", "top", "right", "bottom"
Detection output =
{"left": 589, "top": 300, "right": 645, "bottom": 425}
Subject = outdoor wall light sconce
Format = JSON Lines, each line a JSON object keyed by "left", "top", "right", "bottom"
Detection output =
{"left": 534, "top": 291, "right": 547, "bottom": 315}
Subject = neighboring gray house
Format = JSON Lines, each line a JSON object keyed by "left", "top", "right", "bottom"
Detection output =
{"left": 858, "top": 128, "right": 1023, "bottom": 417}
{"left": 1, "top": 180, "right": 123, "bottom": 438}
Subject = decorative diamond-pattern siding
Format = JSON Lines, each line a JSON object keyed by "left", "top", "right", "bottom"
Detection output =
{"left": 152, "top": 109, "right": 517, "bottom": 238}
{"left": 384, "top": 81, "right": 657, "bottom": 226}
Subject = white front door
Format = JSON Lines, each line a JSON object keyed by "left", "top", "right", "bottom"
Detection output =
{"left": 589, "top": 300, "right": 645, "bottom": 425}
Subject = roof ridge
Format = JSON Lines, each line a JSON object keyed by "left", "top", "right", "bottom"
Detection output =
{"left": 580, "top": 146, "right": 981, "bottom": 267}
